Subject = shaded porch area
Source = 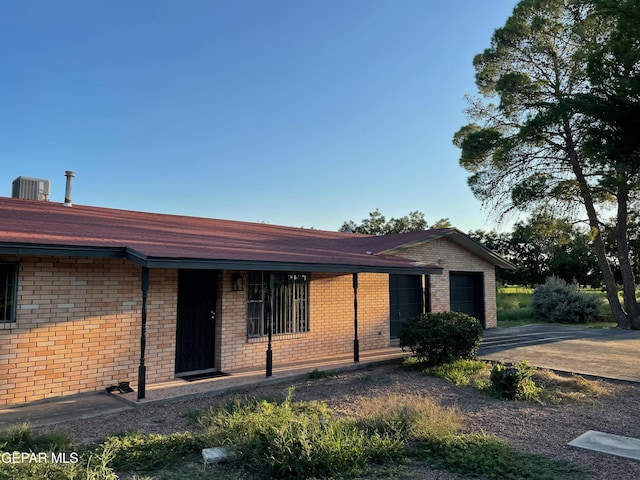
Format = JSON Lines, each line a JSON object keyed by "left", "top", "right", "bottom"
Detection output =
{"left": 120, "top": 345, "right": 408, "bottom": 405}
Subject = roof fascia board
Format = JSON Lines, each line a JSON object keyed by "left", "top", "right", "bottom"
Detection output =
{"left": 0, "top": 242, "right": 127, "bottom": 259}
{"left": 127, "top": 251, "right": 442, "bottom": 275}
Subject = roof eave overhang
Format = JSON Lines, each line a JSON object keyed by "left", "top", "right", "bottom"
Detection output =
{"left": 126, "top": 249, "right": 442, "bottom": 274}
{"left": 378, "top": 229, "right": 516, "bottom": 270}
{"left": 0, "top": 242, "right": 127, "bottom": 259}
{"left": 0, "top": 242, "right": 443, "bottom": 275}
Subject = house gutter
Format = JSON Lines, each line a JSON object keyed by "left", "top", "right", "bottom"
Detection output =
{"left": 0, "top": 242, "right": 127, "bottom": 259}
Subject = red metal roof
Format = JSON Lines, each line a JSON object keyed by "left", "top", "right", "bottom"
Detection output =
{"left": 0, "top": 197, "right": 445, "bottom": 273}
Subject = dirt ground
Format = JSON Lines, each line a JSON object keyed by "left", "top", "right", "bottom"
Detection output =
{"left": 39, "top": 361, "right": 640, "bottom": 480}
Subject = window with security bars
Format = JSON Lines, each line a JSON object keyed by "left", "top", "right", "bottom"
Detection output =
{"left": 247, "top": 272, "right": 309, "bottom": 337}
{"left": 0, "top": 264, "right": 17, "bottom": 323}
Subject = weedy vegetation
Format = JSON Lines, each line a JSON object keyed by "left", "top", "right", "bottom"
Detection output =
{"left": 0, "top": 367, "right": 603, "bottom": 480}
{"left": 195, "top": 387, "right": 404, "bottom": 479}
{"left": 408, "top": 357, "right": 612, "bottom": 406}
{"left": 419, "top": 358, "right": 491, "bottom": 388}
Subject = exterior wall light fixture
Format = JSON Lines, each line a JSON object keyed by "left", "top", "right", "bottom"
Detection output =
{"left": 232, "top": 273, "right": 244, "bottom": 291}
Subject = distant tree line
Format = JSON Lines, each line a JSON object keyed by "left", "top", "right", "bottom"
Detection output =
{"left": 468, "top": 213, "right": 604, "bottom": 287}
{"left": 341, "top": 208, "right": 640, "bottom": 289}
{"left": 339, "top": 209, "right": 451, "bottom": 235}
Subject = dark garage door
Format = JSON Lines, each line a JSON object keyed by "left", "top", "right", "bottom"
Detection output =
{"left": 389, "top": 275, "right": 426, "bottom": 339}
{"left": 449, "top": 272, "right": 485, "bottom": 328}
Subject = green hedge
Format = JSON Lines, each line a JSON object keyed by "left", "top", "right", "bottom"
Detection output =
{"left": 399, "top": 312, "right": 483, "bottom": 366}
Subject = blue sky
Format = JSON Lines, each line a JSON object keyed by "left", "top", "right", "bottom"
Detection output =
{"left": 0, "top": 1, "right": 519, "bottom": 232}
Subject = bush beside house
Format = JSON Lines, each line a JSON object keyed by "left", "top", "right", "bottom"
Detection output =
{"left": 531, "top": 277, "right": 600, "bottom": 324}
{"left": 399, "top": 312, "right": 483, "bottom": 366}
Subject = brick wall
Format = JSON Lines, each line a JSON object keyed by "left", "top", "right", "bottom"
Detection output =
{"left": 392, "top": 238, "right": 498, "bottom": 328}
{"left": 1, "top": 260, "right": 392, "bottom": 406}
{"left": 0, "top": 256, "right": 177, "bottom": 406}
{"left": 217, "top": 271, "right": 390, "bottom": 373}
{"left": 1, "top": 234, "right": 500, "bottom": 406}
{"left": 1, "top": 243, "right": 496, "bottom": 406}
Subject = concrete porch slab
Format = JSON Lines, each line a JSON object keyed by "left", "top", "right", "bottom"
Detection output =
{"left": 117, "top": 346, "right": 408, "bottom": 405}
{"left": 0, "top": 393, "right": 132, "bottom": 429}
{"left": 569, "top": 430, "right": 640, "bottom": 461}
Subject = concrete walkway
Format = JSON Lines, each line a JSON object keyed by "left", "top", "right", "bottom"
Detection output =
{"left": 0, "top": 392, "right": 132, "bottom": 429}
{"left": 478, "top": 323, "right": 640, "bottom": 382}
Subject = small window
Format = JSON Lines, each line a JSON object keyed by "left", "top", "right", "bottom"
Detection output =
{"left": 0, "top": 264, "right": 17, "bottom": 322}
{"left": 247, "top": 272, "right": 309, "bottom": 337}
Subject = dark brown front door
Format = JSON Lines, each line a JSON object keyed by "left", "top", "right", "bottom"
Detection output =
{"left": 175, "top": 270, "right": 217, "bottom": 374}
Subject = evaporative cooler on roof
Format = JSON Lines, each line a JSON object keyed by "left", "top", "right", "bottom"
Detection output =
{"left": 11, "top": 176, "right": 50, "bottom": 201}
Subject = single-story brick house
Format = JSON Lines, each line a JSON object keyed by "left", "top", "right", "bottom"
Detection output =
{"left": 0, "top": 196, "right": 513, "bottom": 406}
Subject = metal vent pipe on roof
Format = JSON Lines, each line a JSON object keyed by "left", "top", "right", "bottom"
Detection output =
{"left": 63, "top": 171, "right": 75, "bottom": 207}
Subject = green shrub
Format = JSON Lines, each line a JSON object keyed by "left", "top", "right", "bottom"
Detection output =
{"left": 399, "top": 312, "right": 483, "bottom": 366}
{"left": 196, "top": 388, "right": 403, "bottom": 479}
{"left": 489, "top": 361, "right": 541, "bottom": 400}
{"left": 531, "top": 276, "right": 600, "bottom": 323}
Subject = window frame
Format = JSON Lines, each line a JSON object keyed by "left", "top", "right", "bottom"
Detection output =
{"left": 0, "top": 263, "right": 18, "bottom": 323}
{"left": 247, "top": 271, "right": 310, "bottom": 338}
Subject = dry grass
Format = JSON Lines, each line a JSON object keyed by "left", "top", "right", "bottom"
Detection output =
{"left": 534, "top": 369, "right": 613, "bottom": 404}
{"left": 352, "top": 394, "right": 464, "bottom": 441}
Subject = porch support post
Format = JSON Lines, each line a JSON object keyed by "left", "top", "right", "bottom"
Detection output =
{"left": 421, "top": 274, "right": 426, "bottom": 314}
{"left": 353, "top": 272, "right": 359, "bottom": 362}
{"left": 138, "top": 267, "right": 149, "bottom": 400}
{"left": 266, "top": 273, "right": 274, "bottom": 377}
